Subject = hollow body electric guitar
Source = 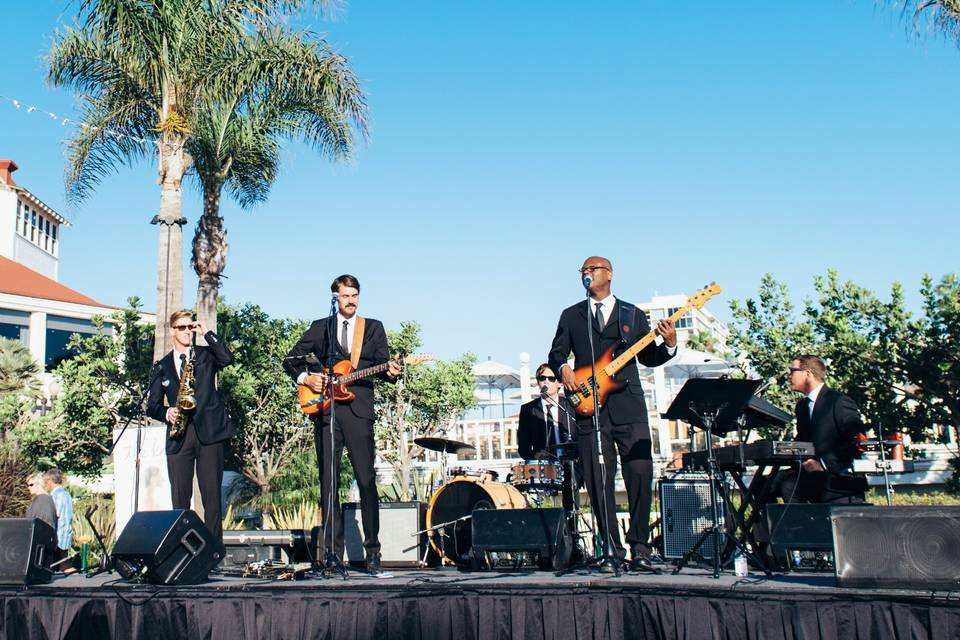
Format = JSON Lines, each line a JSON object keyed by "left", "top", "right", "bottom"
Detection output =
{"left": 567, "top": 283, "right": 722, "bottom": 417}
{"left": 297, "top": 354, "right": 434, "bottom": 415}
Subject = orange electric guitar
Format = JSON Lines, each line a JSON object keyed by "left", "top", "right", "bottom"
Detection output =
{"left": 567, "top": 283, "right": 722, "bottom": 417}
{"left": 297, "top": 354, "right": 434, "bottom": 415}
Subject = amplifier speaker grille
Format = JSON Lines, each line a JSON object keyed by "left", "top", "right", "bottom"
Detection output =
{"left": 659, "top": 476, "right": 725, "bottom": 560}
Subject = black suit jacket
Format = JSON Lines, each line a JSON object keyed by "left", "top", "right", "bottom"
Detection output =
{"left": 517, "top": 396, "right": 575, "bottom": 460}
{"left": 147, "top": 331, "right": 235, "bottom": 454}
{"left": 795, "top": 385, "right": 864, "bottom": 474}
{"left": 548, "top": 298, "right": 673, "bottom": 431}
{"left": 282, "top": 316, "right": 391, "bottom": 420}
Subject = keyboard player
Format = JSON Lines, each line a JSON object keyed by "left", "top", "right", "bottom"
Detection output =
{"left": 773, "top": 355, "right": 868, "bottom": 504}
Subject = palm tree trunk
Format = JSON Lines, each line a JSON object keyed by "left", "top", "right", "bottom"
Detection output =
{"left": 192, "top": 186, "right": 228, "bottom": 333}
{"left": 153, "top": 134, "right": 189, "bottom": 362}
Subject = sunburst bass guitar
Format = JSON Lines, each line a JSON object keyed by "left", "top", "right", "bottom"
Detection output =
{"left": 297, "top": 354, "right": 434, "bottom": 415}
{"left": 567, "top": 283, "right": 721, "bottom": 417}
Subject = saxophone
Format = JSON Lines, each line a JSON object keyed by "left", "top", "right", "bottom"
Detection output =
{"left": 169, "top": 349, "right": 197, "bottom": 440}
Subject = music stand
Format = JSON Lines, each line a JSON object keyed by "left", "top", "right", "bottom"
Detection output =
{"left": 662, "top": 378, "right": 762, "bottom": 578}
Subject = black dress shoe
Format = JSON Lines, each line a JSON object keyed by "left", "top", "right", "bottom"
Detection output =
{"left": 630, "top": 557, "right": 661, "bottom": 574}
{"left": 365, "top": 553, "right": 383, "bottom": 576}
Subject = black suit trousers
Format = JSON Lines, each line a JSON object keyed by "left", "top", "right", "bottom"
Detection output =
{"left": 314, "top": 404, "right": 380, "bottom": 559}
{"left": 575, "top": 411, "right": 653, "bottom": 560}
{"left": 167, "top": 422, "right": 224, "bottom": 540}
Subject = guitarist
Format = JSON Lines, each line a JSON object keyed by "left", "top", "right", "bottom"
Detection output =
{"left": 283, "top": 274, "right": 400, "bottom": 575}
{"left": 548, "top": 256, "right": 677, "bottom": 573}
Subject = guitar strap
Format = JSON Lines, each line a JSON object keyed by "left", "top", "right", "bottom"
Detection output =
{"left": 350, "top": 316, "right": 366, "bottom": 369}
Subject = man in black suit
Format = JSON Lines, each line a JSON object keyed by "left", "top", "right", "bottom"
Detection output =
{"left": 283, "top": 274, "right": 400, "bottom": 575}
{"left": 517, "top": 363, "right": 577, "bottom": 510}
{"left": 777, "top": 354, "right": 867, "bottom": 503}
{"left": 147, "top": 311, "right": 235, "bottom": 540}
{"left": 548, "top": 256, "right": 677, "bottom": 572}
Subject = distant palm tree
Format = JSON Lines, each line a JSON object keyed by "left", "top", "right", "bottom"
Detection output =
{"left": 0, "top": 338, "right": 40, "bottom": 398}
{"left": 189, "top": 26, "right": 367, "bottom": 331}
{"left": 881, "top": 0, "right": 960, "bottom": 44}
{"left": 685, "top": 330, "right": 719, "bottom": 355}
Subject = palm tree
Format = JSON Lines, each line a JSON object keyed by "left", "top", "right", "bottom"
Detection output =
{"left": 0, "top": 338, "right": 41, "bottom": 399}
{"left": 189, "top": 26, "right": 367, "bottom": 331}
{"left": 880, "top": 1, "right": 960, "bottom": 44}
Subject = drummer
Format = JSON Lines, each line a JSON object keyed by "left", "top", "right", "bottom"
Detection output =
{"left": 517, "top": 364, "right": 578, "bottom": 510}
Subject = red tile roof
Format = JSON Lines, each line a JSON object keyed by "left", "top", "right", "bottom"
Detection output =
{"left": 0, "top": 255, "right": 108, "bottom": 307}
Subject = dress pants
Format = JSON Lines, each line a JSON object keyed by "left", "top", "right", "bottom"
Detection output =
{"left": 772, "top": 468, "right": 866, "bottom": 504}
{"left": 167, "top": 423, "right": 224, "bottom": 540}
{"left": 314, "top": 403, "right": 380, "bottom": 560}
{"left": 575, "top": 413, "right": 653, "bottom": 560}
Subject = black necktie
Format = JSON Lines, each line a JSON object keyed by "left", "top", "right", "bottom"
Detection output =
{"left": 179, "top": 353, "right": 186, "bottom": 378}
{"left": 545, "top": 405, "right": 556, "bottom": 446}
{"left": 339, "top": 320, "right": 349, "bottom": 354}
{"left": 594, "top": 302, "right": 605, "bottom": 329}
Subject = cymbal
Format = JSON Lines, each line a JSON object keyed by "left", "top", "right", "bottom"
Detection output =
{"left": 414, "top": 437, "right": 476, "bottom": 454}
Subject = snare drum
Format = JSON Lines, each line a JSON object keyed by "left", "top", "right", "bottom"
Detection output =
{"left": 426, "top": 476, "right": 527, "bottom": 565}
{"left": 510, "top": 460, "right": 563, "bottom": 491}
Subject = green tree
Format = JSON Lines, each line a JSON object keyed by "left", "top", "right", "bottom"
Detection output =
{"left": 190, "top": 25, "right": 367, "bottom": 332}
{"left": 15, "top": 299, "right": 153, "bottom": 478}
{"left": 375, "top": 322, "right": 477, "bottom": 500}
{"left": 685, "top": 330, "right": 721, "bottom": 355}
{"left": 216, "top": 301, "right": 314, "bottom": 506}
{"left": 0, "top": 338, "right": 42, "bottom": 442}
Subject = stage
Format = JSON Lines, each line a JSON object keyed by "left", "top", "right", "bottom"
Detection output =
{"left": 3, "top": 566, "right": 959, "bottom": 639}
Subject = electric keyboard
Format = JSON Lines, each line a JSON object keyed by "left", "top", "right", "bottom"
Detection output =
{"left": 682, "top": 440, "right": 815, "bottom": 471}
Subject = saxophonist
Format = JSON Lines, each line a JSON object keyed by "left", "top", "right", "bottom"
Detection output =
{"left": 148, "top": 311, "right": 235, "bottom": 540}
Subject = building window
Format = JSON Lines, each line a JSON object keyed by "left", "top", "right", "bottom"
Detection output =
{"left": 22, "top": 206, "right": 29, "bottom": 236}
{"left": 45, "top": 316, "right": 110, "bottom": 371}
{"left": 0, "top": 310, "right": 30, "bottom": 348}
{"left": 51, "top": 224, "right": 58, "bottom": 254}
{"left": 16, "top": 201, "right": 22, "bottom": 235}
{"left": 43, "top": 218, "right": 50, "bottom": 251}
{"left": 668, "top": 307, "right": 692, "bottom": 329}
{"left": 31, "top": 211, "right": 37, "bottom": 242}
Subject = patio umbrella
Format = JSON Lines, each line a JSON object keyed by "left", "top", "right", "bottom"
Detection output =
{"left": 472, "top": 357, "right": 521, "bottom": 419}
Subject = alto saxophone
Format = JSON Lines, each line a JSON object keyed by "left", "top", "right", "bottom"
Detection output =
{"left": 169, "top": 349, "right": 197, "bottom": 439}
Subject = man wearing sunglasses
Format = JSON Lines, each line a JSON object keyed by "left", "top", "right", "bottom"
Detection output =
{"left": 148, "top": 310, "right": 235, "bottom": 541}
{"left": 548, "top": 256, "right": 677, "bottom": 573}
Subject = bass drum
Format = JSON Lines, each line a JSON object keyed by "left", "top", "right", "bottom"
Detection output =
{"left": 426, "top": 477, "right": 528, "bottom": 565}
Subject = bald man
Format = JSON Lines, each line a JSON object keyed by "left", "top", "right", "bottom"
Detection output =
{"left": 548, "top": 256, "right": 677, "bottom": 573}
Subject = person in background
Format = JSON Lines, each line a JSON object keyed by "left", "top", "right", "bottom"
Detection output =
{"left": 43, "top": 468, "right": 74, "bottom": 561}
{"left": 25, "top": 472, "right": 57, "bottom": 532}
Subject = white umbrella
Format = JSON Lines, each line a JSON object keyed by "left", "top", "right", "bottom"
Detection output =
{"left": 664, "top": 348, "right": 732, "bottom": 380}
{"left": 472, "top": 357, "right": 521, "bottom": 419}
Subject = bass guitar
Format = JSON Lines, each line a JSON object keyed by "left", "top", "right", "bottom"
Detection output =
{"left": 297, "top": 354, "right": 434, "bottom": 415}
{"left": 567, "top": 283, "right": 721, "bottom": 417}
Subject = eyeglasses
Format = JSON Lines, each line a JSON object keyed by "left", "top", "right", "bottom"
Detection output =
{"left": 536, "top": 375, "right": 558, "bottom": 382}
{"left": 172, "top": 324, "right": 194, "bottom": 331}
{"left": 579, "top": 265, "right": 609, "bottom": 275}
{"left": 788, "top": 367, "right": 805, "bottom": 374}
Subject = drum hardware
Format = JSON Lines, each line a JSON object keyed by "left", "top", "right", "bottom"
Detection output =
{"left": 414, "top": 435, "right": 477, "bottom": 490}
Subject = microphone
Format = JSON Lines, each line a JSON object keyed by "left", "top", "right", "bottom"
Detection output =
{"left": 582, "top": 275, "right": 592, "bottom": 290}
{"left": 540, "top": 384, "right": 549, "bottom": 396}
{"left": 755, "top": 376, "right": 777, "bottom": 395}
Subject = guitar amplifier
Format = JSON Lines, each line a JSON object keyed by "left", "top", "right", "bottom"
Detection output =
{"left": 659, "top": 475, "right": 725, "bottom": 559}
{"left": 343, "top": 501, "right": 427, "bottom": 567}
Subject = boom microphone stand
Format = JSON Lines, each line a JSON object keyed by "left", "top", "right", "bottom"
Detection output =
{"left": 321, "top": 293, "right": 348, "bottom": 579}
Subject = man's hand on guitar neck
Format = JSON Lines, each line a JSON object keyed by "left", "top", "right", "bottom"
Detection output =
{"left": 655, "top": 318, "right": 677, "bottom": 348}
{"left": 304, "top": 373, "right": 329, "bottom": 394}
{"left": 386, "top": 358, "right": 402, "bottom": 379}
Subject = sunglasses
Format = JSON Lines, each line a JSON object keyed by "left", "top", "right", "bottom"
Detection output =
{"left": 537, "top": 375, "right": 557, "bottom": 382}
{"left": 172, "top": 324, "right": 195, "bottom": 331}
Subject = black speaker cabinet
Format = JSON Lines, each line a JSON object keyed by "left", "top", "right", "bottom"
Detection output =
{"left": 765, "top": 503, "right": 835, "bottom": 551}
{"left": 112, "top": 510, "right": 224, "bottom": 584}
{"left": 471, "top": 508, "right": 571, "bottom": 570}
{"left": 659, "top": 476, "right": 725, "bottom": 559}
{"left": 0, "top": 518, "right": 57, "bottom": 585}
{"left": 831, "top": 506, "right": 960, "bottom": 590}
{"left": 343, "top": 501, "right": 426, "bottom": 567}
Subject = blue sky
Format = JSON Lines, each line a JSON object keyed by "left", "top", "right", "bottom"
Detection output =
{"left": 2, "top": 1, "right": 958, "bottom": 366}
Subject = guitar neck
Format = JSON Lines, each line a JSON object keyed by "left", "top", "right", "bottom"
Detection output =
{"left": 604, "top": 303, "right": 695, "bottom": 377}
{"left": 338, "top": 361, "right": 394, "bottom": 384}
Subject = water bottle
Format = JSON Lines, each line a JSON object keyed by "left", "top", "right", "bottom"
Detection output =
{"left": 792, "top": 550, "right": 802, "bottom": 568}
{"left": 734, "top": 548, "right": 748, "bottom": 577}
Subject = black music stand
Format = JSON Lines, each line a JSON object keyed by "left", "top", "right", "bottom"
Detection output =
{"left": 663, "top": 378, "right": 765, "bottom": 578}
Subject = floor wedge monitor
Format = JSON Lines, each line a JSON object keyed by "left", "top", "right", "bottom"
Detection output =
{"left": 831, "top": 506, "right": 960, "bottom": 590}
{"left": 0, "top": 518, "right": 57, "bottom": 585}
{"left": 111, "top": 509, "right": 224, "bottom": 584}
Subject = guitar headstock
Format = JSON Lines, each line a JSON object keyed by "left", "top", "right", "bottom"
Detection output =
{"left": 688, "top": 282, "right": 721, "bottom": 310}
{"left": 402, "top": 354, "right": 435, "bottom": 366}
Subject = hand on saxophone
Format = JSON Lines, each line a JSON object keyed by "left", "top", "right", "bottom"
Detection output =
{"left": 166, "top": 407, "right": 180, "bottom": 424}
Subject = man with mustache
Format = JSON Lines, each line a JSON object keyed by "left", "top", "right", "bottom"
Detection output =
{"left": 284, "top": 274, "right": 400, "bottom": 575}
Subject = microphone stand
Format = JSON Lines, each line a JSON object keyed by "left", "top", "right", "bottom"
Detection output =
{"left": 321, "top": 294, "right": 347, "bottom": 579}
{"left": 108, "top": 362, "right": 161, "bottom": 516}
{"left": 582, "top": 286, "right": 621, "bottom": 576}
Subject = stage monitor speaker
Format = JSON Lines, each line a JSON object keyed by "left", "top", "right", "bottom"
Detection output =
{"left": 0, "top": 518, "right": 57, "bottom": 585}
{"left": 765, "top": 503, "right": 835, "bottom": 551}
{"left": 831, "top": 506, "right": 960, "bottom": 590}
{"left": 471, "top": 508, "right": 571, "bottom": 570}
{"left": 659, "top": 476, "right": 725, "bottom": 559}
{"left": 343, "top": 501, "right": 427, "bottom": 567}
{"left": 111, "top": 509, "right": 224, "bottom": 584}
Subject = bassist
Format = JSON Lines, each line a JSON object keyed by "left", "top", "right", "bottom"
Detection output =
{"left": 548, "top": 256, "right": 677, "bottom": 572}
{"left": 283, "top": 274, "right": 400, "bottom": 575}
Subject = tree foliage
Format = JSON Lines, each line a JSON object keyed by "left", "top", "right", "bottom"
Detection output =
{"left": 375, "top": 322, "right": 477, "bottom": 501}
{"left": 729, "top": 271, "right": 960, "bottom": 444}
{"left": 15, "top": 299, "right": 153, "bottom": 478}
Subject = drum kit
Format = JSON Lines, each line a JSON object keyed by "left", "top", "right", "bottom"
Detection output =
{"left": 413, "top": 436, "right": 587, "bottom": 568}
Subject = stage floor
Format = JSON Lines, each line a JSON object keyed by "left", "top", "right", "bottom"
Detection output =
{"left": 4, "top": 565, "right": 960, "bottom": 639}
